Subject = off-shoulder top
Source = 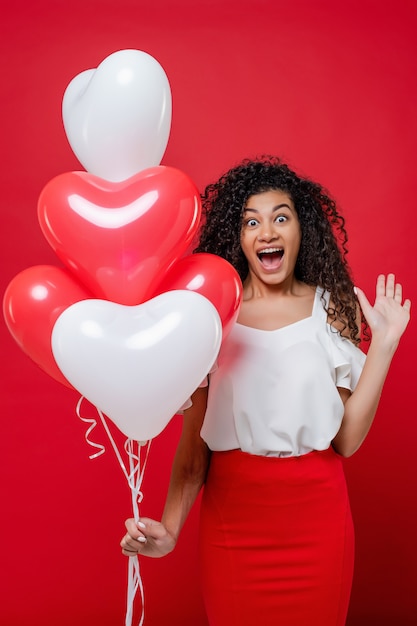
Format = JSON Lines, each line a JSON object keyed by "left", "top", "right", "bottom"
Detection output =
{"left": 200, "top": 287, "right": 366, "bottom": 457}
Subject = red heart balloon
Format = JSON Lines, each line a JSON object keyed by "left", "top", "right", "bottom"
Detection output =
{"left": 37, "top": 166, "right": 201, "bottom": 305}
{"left": 152, "top": 253, "right": 242, "bottom": 339}
{"left": 3, "top": 265, "right": 92, "bottom": 388}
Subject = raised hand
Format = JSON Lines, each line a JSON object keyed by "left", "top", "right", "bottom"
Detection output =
{"left": 355, "top": 274, "right": 411, "bottom": 348}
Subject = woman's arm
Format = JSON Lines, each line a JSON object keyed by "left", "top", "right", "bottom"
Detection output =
{"left": 332, "top": 274, "right": 411, "bottom": 457}
{"left": 121, "top": 385, "right": 209, "bottom": 558}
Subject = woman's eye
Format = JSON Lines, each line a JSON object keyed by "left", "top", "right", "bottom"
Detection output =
{"left": 246, "top": 219, "right": 258, "bottom": 227}
{"left": 275, "top": 215, "right": 287, "bottom": 223}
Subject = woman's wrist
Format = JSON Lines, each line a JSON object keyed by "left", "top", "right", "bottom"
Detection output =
{"left": 368, "top": 332, "right": 399, "bottom": 357}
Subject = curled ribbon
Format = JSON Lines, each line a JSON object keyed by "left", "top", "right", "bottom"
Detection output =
{"left": 75, "top": 396, "right": 152, "bottom": 626}
{"left": 75, "top": 396, "right": 105, "bottom": 459}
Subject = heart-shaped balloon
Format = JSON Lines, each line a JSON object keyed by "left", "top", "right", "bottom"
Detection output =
{"left": 152, "top": 253, "right": 242, "bottom": 340}
{"left": 62, "top": 49, "right": 172, "bottom": 182}
{"left": 51, "top": 291, "right": 222, "bottom": 441}
{"left": 3, "top": 265, "right": 92, "bottom": 388}
{"left": 38, "top": 167, "right": 201, "bottom": 305}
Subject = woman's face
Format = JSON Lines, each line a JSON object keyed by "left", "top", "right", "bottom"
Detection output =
{"left": 240, "top": 189, "right": 301, "bottom": 286}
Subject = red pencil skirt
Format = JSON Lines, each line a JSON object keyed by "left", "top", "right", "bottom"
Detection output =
{"left": 199, "top": 447, "right": 354, "bottom": 626}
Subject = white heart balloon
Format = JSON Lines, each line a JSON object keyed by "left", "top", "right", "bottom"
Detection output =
{"left": 51, "top": 291, "right": 221, "bottom": 441}
{"left": 62, "top": 49, "right": 172, "bottom": 182}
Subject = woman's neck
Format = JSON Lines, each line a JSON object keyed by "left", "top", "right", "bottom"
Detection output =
{"left": 242, "top": 274, "right": 304, "bottom": 301}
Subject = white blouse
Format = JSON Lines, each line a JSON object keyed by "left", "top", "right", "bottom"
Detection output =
{"left": 200, "top": 287, "right": 366, "bottom": 457}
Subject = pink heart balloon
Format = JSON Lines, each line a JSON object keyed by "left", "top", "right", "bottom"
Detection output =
{"left": 38, "top": 166, "right": 201, "bottom": 305}
{"left": 51, "top": 291, "right": 222, "bottom": 441}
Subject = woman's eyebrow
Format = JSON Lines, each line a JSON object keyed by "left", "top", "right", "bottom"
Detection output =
{"left": 243, "top": 203, "right": 293, "bottom": 213}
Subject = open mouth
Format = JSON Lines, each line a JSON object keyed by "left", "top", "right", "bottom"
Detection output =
{"left": 257, "top": 248, "right": 284, "bottom": 269}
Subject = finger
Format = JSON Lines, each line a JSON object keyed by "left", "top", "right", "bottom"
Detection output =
{"left": 121, "top": 541, "right": 142, "bottom": 556}
{"left": 121, "top": 544, "right": 138, "bottom": 556}
{"left": 385, "top": 273, "right": 395, "bottom": 298}
{"left": 125, "top": 518, "right": 147, "bottom": 542}
{"left": 375, "top": 274, "right": 386, "bottom": 299}
{"left": 138, "top": 520, "right": 169, "bottom": 541}
{"left": 120, "top": 534, "right": 147, "bottom": 555}
{"left": 394, "top": 282, "right": 403, "bottom": 302}
{"left": 403, "top": 298, "right": 412, "bottom": 313}
{"left": 354, "top": 286, "right": 372, "bottom": 317}
{"left": 121, "top": 532, "right": 146, "bottom": 547}
{"left": 125, "top": 518, "right": 137, "bottom": 533}
{"left": 121, "top": 542, "right": 146, "bottom": 557}
{"left": 125, "top": 518, "right": 169, "bottom": 544}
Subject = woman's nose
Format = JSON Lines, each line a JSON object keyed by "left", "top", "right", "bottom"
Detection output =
{"left": 257, "top": 224, "right": 277, "bottom": 241}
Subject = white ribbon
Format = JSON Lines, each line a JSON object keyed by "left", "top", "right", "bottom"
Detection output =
{"left": 76, "top": 397, "right": 151, "bottom": 626}
{"left": 75, "top": 396, "right": 105, "bottom": 459}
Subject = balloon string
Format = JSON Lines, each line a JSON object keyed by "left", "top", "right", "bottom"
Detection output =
{"left": 95, "top": 405, "right": 131, "bottom": 483}
{"left": 95, "top": 408, "right": 148, "bottom": 625}
{"left": 75, "top": 396, "right": 105, "bottom": 459}
{"left": 124, "top": 439, "right": 151, "bottom": 626}
{"left": 75, "top": 398, "right": 150, "bottom": 625}
{"left": 125, "top": 438, "right": 152, "bottom": 520}
{"left": 126, "top": 557, "right": 141, "bottom": 626}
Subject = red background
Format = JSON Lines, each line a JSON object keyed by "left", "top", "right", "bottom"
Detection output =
{"left": 1, "top": 1, "right": 416, "bottom": 624}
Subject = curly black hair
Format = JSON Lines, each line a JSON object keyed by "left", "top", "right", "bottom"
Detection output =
{"left": 195, "top": 155, "right": 364, "bottom": 344}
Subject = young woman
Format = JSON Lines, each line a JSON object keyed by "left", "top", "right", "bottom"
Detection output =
{"left": 120, "top": 156, "right": 411, "bottom": 625}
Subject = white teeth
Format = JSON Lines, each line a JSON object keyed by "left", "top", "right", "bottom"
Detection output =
{"left": 259, "top": 248, "right": 283, "bottom": 254}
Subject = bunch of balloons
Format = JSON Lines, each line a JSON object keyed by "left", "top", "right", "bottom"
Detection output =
{"left": 3, "top": 49, "right": 242, "bottom": 443}
{"left": 3, "top": 48, "right": 242, "bottom": 626}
